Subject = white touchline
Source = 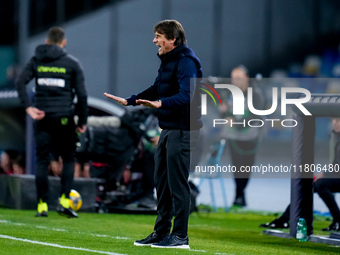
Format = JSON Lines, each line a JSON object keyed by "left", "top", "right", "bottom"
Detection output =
{"left": 0, "top": 220, "right": 129, "bottom": 240}
{"left": 0, "top": 234, "right": 127, "bottom": 255}
{"left": 91, "top": 234, "right": 128, "bottom": 240}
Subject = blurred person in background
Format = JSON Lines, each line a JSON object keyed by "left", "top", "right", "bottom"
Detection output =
{"left": 0, "top": 65, "right": 21, "bottom": 90}
{"left": 12, "top": 152, "right": 26, "bottom": 175}
{"left": 0, "top": 149, "right": 18, "bottom": 175}
{"left": 219, "top": 65, "right": 265, "bottom": 207}
{"left": 74, "top": 143, "right": 90, "bottom": 178}
{"left": 126, "top": 128, "right": 160, "bottom": 209}
{"left": 74, "top": 161, "right": 90, "bottom": 178}
{"left": 314, "top": 117, "right": 340, "bottom": 231}
{"left": 105, "top": 19, "right": 202, "bottom": 249}
{"left": 15, "top": 26, "right": 88, "bottom": 218}
{"left": 260, "top": 117, "right": 340, "bottom": 232}
{"left": 48, "top": 155, "right": 63, "bottom": 177}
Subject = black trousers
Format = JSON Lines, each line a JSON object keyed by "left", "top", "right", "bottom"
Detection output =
{"left": 154, "top": 129, "right": 199, "bottom": 237}
{"left": 228, "top": 139, "right": 258, "bottom": 200}
{"left": 314, "top": 177, "right": 340, "bottom": 222}
{"left": 279, "top": 177, "right": 340, "bottom": 223}
{"left": 34, "top": 116, "right": 76, "bottom": 203}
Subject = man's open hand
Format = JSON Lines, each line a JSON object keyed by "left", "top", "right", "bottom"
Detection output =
{"left": 104, "top": 93, "right": 127, "bottom": 106}
{"left": 136, "top": 99, "right": 162, "bottom": 109}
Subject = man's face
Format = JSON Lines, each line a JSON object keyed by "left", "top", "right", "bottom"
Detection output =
{"left": 231, "top": 68, "right": 249, "bottom": 92}
{"left": 332, "top": 118, "right": 340, "bottom": 132}
{"left": 0, "top": 152, "right": 10, "bottom": 170}
{"left": 153, "top": 32, "right": 176, "bottom": 55}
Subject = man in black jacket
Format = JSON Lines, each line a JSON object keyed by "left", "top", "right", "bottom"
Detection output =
{"left": 15, "top": 26, "right": 88, "bottom": 218}
{"left": 105, "top": 20, "right": 202, "bottom": 249}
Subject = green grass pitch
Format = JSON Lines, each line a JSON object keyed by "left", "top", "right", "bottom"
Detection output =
{"left": 0, "top": 207, "right": 339, "bottom": 255}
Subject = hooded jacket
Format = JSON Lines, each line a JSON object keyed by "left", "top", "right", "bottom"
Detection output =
{"left": 15, "top": 44, "right": 88, "bottom": 127}
{"left": 126, "top": 43, "right": 203, "bottom": 130}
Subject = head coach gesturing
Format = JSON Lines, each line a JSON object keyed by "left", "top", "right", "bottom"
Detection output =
{"left": 105, "top": 20, "right": 202, "bottom": 249}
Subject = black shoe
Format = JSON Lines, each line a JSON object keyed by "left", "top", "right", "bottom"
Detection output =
{"left": 134, "top": 231, "right": 167, "bottom": 246}
{"left": 57, "top": 205, "right": 78, "bottom": 218}
{"left": 35, "top": 211, "right": 48, "bottom": 217}
{"left": 260, "top": 218, "right": 289, "bottom": 229}
{"left": 233, "top": 196, "right": 246, "bottom": 207}
{"left": 321, "top": 222, "right": 340, "bottom": 231}
{"left": 151, "top": 234, "right": 190, "bottom": 249}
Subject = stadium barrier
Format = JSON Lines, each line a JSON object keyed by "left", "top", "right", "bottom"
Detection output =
{"left": 290, "top": 94, "right": 340, "bottom": 237}
{"left": 0, "top": 174, "right": 97, "bottom": 212}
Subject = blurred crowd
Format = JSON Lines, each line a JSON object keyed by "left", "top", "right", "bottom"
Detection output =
{"left": 0, "top": 124, "right": 161, "bottom": 204}
{"left": 0, "top": 149, "right": 25, "bottom": 175}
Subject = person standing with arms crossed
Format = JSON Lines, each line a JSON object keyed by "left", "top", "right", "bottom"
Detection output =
{"left": 15, "top": 26, "right": 88, "bottom": 218}
{"left": 105, "top": 20, "right": 202, "bottom": 249}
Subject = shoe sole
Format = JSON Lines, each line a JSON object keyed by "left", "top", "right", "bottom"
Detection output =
{"left": 133, "top": 242, "right": 153, "bottom": 246}
{"left": 151, "top": 244, "right": 190, "bottom": 249}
